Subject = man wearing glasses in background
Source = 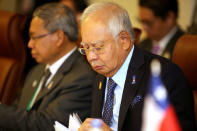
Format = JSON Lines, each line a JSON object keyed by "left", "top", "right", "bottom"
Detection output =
{"left": 0, "top": 3, "right": 96, "bottom": 131}
{"left": 78, "top": 2, "right": 195, "bottom": 131}
{"left": 138, "top": 0, "right": 184, "bottom": 59}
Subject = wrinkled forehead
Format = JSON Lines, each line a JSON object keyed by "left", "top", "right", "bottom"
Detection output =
{"left": 81, "top": 16, "right": 112, "bottom": 44}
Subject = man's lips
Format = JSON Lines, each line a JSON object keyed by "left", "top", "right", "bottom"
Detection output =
{"left": 92, "top": 65, "right": 103, "bottom": 70}
{"left": 31, "top": 52, "right": 37, "bottom": 58}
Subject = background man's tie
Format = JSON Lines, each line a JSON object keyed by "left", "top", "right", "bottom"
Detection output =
{"left": 26, "top": 68, "right": 51, "bottom": 111}
{"left": 102, "top": 78, "right": 117, "bottom": 126}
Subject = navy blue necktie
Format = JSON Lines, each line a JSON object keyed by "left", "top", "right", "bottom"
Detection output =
{"left": 102, "top": 78, "right": 117, "bottom": 126}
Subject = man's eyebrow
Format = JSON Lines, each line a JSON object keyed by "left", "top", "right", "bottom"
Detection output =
{"left": 82, "top": 40, "right": 104, "bottom": 45}
{"left": 91, "top": 40, "right": 105, "bottom": 45}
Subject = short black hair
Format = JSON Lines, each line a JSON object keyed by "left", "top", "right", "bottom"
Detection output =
{"left": 34, "top": 0, "right": 60, "bottom": 9}
{"left": 139, "top": 0, "right": 178, "bottom": 19}
{"left": 72, "top": 0, "right": 88, "bottom": 13}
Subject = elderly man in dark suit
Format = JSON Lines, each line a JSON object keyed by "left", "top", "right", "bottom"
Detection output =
{"left": 0, "top": 3, "right": 96, "bottom": 131}
{"left": 138, "top": 0, "right": 184, "bottom": 59}
{"left": 78, "top": 2, "right": 195, "bottom": 131}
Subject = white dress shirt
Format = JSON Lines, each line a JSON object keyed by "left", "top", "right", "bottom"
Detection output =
{"left": 152, "top": 26, "right": 178, "bottom": 56}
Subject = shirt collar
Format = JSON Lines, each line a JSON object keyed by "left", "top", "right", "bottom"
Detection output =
{"left": 46, "top": 46, "right": 77, "bottom": 75}
{"left": 153, "top": 26, "right": 178, "bottom": 55}
{"left": 109, "top": 45, "right": 135, "bottom": 88}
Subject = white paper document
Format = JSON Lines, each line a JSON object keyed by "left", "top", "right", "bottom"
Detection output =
{"left": 54, "top": 113, "right": 82, "bottom": 131}
{"left": 54, "top": 121, "right": 69, "bottom": 131}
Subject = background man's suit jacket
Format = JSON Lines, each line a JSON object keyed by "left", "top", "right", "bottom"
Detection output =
{"left": 0, "top": 50, "right": 96, "bottom": 131}
{"left": 138, "top": 27, "right": 184, "bottom": 59}
{"left": 91, "top": 47, "right": 196, "bottom": 131}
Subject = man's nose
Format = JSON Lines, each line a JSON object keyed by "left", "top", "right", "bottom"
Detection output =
{"left": 28, "top": 39, "right": 34, "bottom": 49}
{"left": 87, "top": 50, "right": 98, "bottom": 62}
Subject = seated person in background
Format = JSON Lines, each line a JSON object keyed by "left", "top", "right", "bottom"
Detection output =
{"left": 78, "top": 2, "right": 195, "bottom": 131}
{"left": 0, "top": 3, "right": 96, "bottom": 131}
{"left": 138, "top": 0, "right": 184, "bottom": 59}
{"left": 60, "top": 0, "right": 88, "bottom": 46}
{"left": 60, "top": 0, "right": 88, "bottom": 23}
{"left": 20, "top": 0, "right": 60, "bottom": 75}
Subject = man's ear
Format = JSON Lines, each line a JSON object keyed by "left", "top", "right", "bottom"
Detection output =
{"left": 165, "top": 11, "right": 176, "bottom": 25}
{"left": 55, "top": 30, "right": 65, "bottom": 47}
{"left": 118, "top": 31, "right": 132, "bottom": 50}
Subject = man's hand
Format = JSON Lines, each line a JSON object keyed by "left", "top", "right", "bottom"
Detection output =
{"left": 78, "top": 118, "right": 113, "bottom": 131}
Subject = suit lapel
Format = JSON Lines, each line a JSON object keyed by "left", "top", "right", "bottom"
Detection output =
{"left": 33, "top": 50, "right": 80, "bottom": 106}
{"left": 118, "top": 47, "right": 145, "bottom": 131}
{"left": 24, "top": 65, "right": 45, "bottom": 108}
{"left": 162, "top": 27, "right": 184, "bottom": 59}
{"left": 92, "top": 75, "right": 106, "bottom": 118}
{"left": 35, "top": 73, "right": 63, "bottom": 103}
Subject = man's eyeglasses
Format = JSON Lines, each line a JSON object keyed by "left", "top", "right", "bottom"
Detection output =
{"left": 29, "top": 32, "right": 53, "bottom": 40}
{"left": 78, "top": 40, "right": 111, "bottom": 55}
{"left": 78, "top": 32, "right": 122, "bottom": 55}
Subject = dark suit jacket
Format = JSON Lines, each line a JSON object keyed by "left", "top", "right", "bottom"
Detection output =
{"left": 138, "top": 27, "right": 184, "bottom": 59}
{"left": 0, "top": 50, "right": 96, "bottom": 131}
{"left": 91, "top": 47, "right": 196, "bottom": 131}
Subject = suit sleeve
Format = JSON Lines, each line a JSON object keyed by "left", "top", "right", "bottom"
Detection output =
{"left": 0, "top": 71, "right": 95, "bottom": 131}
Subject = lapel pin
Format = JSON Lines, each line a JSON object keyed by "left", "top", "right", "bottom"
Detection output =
{"left": 47, "top": 81, "right": 53, "bottom": 89}
{"left": 32, "top": 80, "right": 37, "bottom": 88}
{"left": 132, "top": 75, "right": 136, "bottom": 85}
{"left": 99, "top": 82, "right": 102, "bottom": 90}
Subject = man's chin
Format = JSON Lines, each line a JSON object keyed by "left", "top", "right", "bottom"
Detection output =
{"left": 96, "top": 71, "right": 105, "bottom": 75}
{"left": 94, "top": 69, "right": 108, "bottom": 76}
{"left": 34, "top": 58, "right": 43, "bottom": 64}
